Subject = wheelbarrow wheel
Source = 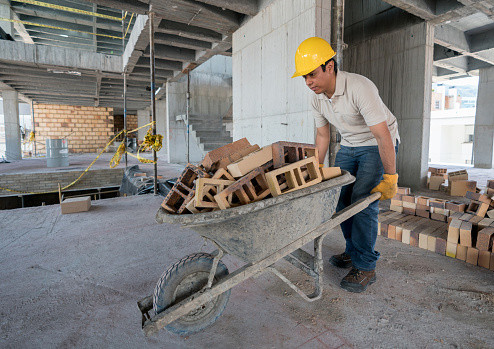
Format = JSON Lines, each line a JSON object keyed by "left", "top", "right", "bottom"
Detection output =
{"left": 153, "top": 252, "right": 231, "bottom": 335}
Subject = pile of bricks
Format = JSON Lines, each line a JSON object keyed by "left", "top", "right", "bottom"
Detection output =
{"left": 161, "top": 138, "right": 342, "bottom": 214}
{"left": 428, "top": 167, "right": 480, "bottom": 196}
{"left": 380, "top": 187, "right": 494, "bottom": 271}
{"left": 428, "top": 167, "right": 447, "bottom": 191}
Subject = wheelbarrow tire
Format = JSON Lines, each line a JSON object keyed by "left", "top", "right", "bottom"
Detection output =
{"left": 153, "top": 252, "right": 231, "bottom": 335}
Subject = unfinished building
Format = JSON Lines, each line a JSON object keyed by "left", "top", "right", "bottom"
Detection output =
{"left": 1, "top": 0, "right": 494, "bottom": 347}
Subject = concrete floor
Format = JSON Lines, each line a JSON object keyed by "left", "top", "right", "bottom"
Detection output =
{"left": 1, "top": 183, "right": 494, "bottom": 348}
{"left": 0, "top": 152, "right": 186, "bottom": 179}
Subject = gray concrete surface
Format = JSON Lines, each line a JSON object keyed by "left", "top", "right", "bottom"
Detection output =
{"left": 1, "top": 192, "right": 493, "bottom": 349}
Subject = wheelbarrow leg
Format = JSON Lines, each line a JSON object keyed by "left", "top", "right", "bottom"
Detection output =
{"left": 270, "top": 233, "right": 327, "bottom": 302}
{"left": 137, "top": 295, "right": 154, "bottom": 327}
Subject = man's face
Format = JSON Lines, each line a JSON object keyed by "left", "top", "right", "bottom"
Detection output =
{"left": 302, "top": 63, "right": 332, "bottom": 94}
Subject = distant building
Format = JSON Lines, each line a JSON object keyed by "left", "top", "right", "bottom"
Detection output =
{"left": 429, "top": 80, "right": 477, "bottom": 165}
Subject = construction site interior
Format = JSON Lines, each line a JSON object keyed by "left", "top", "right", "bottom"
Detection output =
{"left": 1, "top": 0, "right": 494, "bottom": 348}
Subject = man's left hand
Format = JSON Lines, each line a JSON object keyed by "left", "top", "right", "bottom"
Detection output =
{"left": 371, "top": 173, "right": 399, "bottom": 200}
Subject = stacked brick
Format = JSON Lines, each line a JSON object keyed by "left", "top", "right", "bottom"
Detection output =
{"left": 427, "top": 167, "right": 479, "bottom": 196}
{"left": 382, "top": 186, "right": 494, "bottom": 271}
{"left": 33, "top": 103, "right": 114, "bottom": 153}
{"left": 161, "top": 138, "right": 342, "bottom": 214}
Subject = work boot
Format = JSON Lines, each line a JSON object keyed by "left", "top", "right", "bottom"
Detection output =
{"left": 329, "top": 252, "right": 352, "bottom": 268}
{"left": 340, "top": 268, "right": 376, "bottom": 293}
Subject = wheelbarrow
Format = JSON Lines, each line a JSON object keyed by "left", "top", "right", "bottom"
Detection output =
{"left": 137, "top": 170, "right": 381, "bottom": 336}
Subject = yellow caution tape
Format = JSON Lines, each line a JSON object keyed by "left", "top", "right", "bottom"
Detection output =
{"left": 109, "top": 122, "right": 162, "bottom": 168}
{"left": 141, "top": 127, "right": 163, "bottom": 152}
{"left": 12, "top": 0, "right": 128, "bottom": 21}
{"left": 1, "top": 17, "right": 123, "bottom": 40}
{"left": 23, "top": 131, "right": 35, "bottom": 145}
{"left": 124, "top": 13, "right": 134, "bottom": 39}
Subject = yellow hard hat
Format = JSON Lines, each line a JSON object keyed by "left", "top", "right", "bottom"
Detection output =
{"left": 292, "top": 37, "right": 336, "bottom": 78}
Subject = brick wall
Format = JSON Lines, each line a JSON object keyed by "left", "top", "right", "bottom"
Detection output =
{"left": 0, "top": 168, "right": 124, "bottom": 196}
{"left": 113, "top": 114, "right": 137, "bottom": 132}
{"left": 113, "top": 114, "right": 138, "bottom": 139}
{"left": 33, "top": 104, "right": 114, "bottom": 153}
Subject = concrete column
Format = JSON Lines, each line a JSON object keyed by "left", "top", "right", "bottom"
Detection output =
{"left": 232, "top": 0, "right": 327, "bottom": 146}
{"left": 165, "top": 80, "right": 203, "bottom": 164}
{"left": 345, "top": 21, "right": 435, "bottom": 190}
{"left": 2, "top": 90, "right": 22, "bottom": 160}
{"left": 136, "top": 110, "right": 150, "bottom": 142}
{"left": 0, "top": 0, "right": 14, "bottom": 36}
{"left": 473, "top": 66, "right": 494, "bottom": 168}
{"left": 156, "top": 99, "right": 168, "bottom": 161}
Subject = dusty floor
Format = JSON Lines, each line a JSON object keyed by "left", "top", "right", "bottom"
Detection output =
{"left": 0, "top": 152, "right": 185, "bottom": 179}
{"left": 1, "top": 190, "right": 493, "bottom": 349}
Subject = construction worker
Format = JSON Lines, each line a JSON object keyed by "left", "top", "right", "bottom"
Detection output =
{"left": 292, "top": 37, "right": 400, "bottom": 293}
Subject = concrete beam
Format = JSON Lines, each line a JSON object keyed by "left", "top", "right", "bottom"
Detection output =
{"left": 11, "top": 10, "right": 34, "bottom": 44}
{"left": 134, "top": 56, "right": 182, "bottom": 71}
{"left": 0, "top": 81, "right": 30, "bottom": 103}
{"left": 16, "top": 14, "right": 122, "bottom": 36}
{"left": 83, "top": 0, "right": 148, "bottom": 15}
{"left": 435, "top": 24, "right": 494, "bottom": 65}
{"left": 12, "top": 4, "right": 123, "bottom": 32}
{"left": 195, "top": 0, "right": 258, "bottom": 16}
{"left": 382, "top": 0, "right": 477, "bottom": 24}
{"left": 144, "top": 44, "right": 196, "bottom": 62}
{"left": 0, "top": 40, "right": 122, "bottom": 72}
{"left": 122, "top": 14, "right": 153, "bottom": 74}
{"left": 469, "top": 27, "right": 494, "bottom": 53}
{"left": 157, "top": 19, "right": 223, "bottom": 42}
{"left": 154, "top": 32, "right": 212, "bottom": 50}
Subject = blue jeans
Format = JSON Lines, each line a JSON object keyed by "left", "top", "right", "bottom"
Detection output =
{"left": 335, "top": 143, "right": 399, "bottom": 271}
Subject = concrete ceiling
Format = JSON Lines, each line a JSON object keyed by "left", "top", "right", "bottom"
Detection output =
{"left": 382, "top": 0, "right": 494, "bottom": 82}
{"left": 0, "top": 0, "right": 493, "bottom": 113}
{"left": 1, "top": 0, "right": 255, "bottom": 113}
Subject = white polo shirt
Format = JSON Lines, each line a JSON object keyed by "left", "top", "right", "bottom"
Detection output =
{"left": 311, "top": 71, "right": 400, "bottom": 147}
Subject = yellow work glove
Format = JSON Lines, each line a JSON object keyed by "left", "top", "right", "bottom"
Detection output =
{"left": 370, "top": 173, "right": 399, "bottom": 200}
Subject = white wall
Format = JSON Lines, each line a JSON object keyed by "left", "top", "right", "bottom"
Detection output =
{"left": 232, "top": 0, "right": 331, "bottom": 147}
{"left": 429, "top": 111, "right": 475, "bottom": 165}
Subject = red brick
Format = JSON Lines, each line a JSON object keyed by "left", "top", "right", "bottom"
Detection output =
{"left": 271, "top": 141, "right": 318, "bottom": 169}
{"left": 201, "top": 138, "right": 251, "bottom": 171}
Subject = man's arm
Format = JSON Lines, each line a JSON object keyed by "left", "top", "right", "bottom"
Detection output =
{"left": 369, "top": 121, "right": 395, "bottom": 174}
{"left": 315, "top": 124, "right": 330, "bottom": 164}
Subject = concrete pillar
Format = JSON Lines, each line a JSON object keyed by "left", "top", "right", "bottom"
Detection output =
{"left": 473, "top": 66, "right": 494, "bottom": 168}
{"left": 0, "top": 0, "right": 14, "bottom": 36}
{"left": 136, "top": 110, "right": 150, "bottom": 142}
{"left": 345, "top": 22, "right": 435, "bottom": 190}
{"left": 156, "top": 99, "right": 167, "bottom": 161}
{"left": 165, "top": 80, "right": 203, "bottom": 164}
{"left": 2, "top": 90, "right": 22, "bottom": 160}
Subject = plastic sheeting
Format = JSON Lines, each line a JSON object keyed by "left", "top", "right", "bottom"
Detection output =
{"left": 119, "top": 165, "right": 176, "bottom": 197}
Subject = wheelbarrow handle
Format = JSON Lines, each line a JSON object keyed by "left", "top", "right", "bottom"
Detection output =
{"left": 329, "top": 191, "right": 381, "bottom": 226}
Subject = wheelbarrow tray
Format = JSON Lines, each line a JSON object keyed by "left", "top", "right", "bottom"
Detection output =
{"left": 156, "top": 170, "right": 355, "bottom": 263}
